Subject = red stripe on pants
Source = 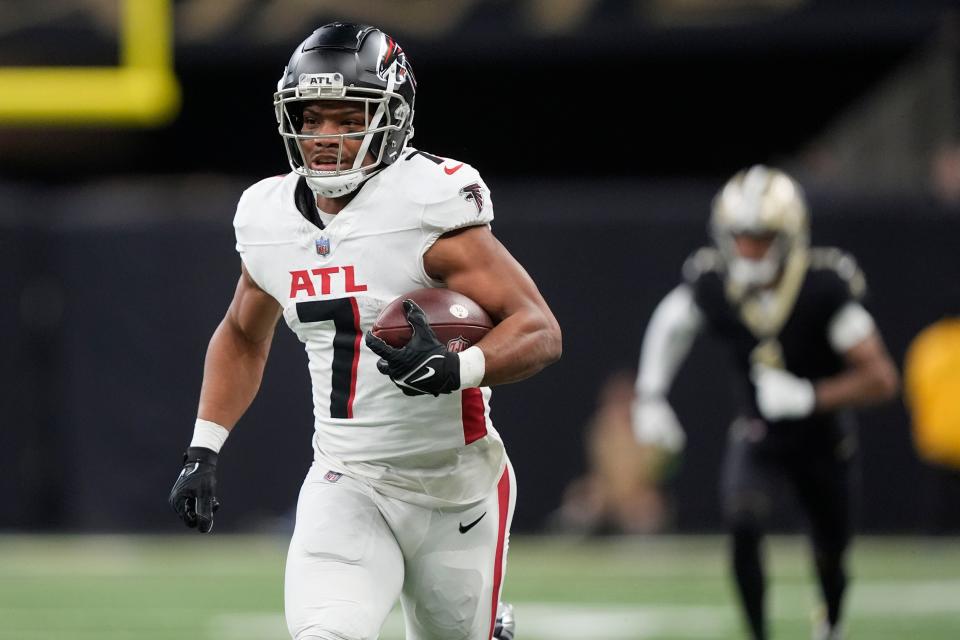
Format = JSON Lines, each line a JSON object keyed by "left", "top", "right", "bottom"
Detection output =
{"left": 488, "top": 466, "right": 510, "bottom": 640}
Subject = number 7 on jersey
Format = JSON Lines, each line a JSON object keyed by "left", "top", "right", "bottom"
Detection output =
{"left": 296, "top": 298, "right": 362, "bottom": 419}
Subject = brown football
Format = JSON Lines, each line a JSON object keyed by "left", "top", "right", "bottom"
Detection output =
{"left": 372, "top": 288, "right": 493, "bottom": 352}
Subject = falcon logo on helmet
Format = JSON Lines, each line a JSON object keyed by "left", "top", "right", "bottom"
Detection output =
{"left": 377, "top": 36, "right": 414, "bottom": 87}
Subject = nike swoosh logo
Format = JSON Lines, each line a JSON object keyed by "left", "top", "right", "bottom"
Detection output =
{"left": 459, "top": 512, "right": 486, "bottom": 534}
{"left": 409, "top": 367, "right": 436, "bottom": 384}
{"left": 406, "top": 354, "right": 445, "bottom": 385}
{"left": 179, "top": 462, "right": 200, "bottom": 480}
{"left": 444, "top": 163, "right": 464, "bottom": 175}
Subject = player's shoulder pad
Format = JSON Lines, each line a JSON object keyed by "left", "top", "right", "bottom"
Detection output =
{"left": 808, "top": 246, "right": 867, "bottom": 299}
{"left": 233, "top": 173, "right": 297, "bottom": 243}
{"left": 682, "top": 247, "right": 723, "bottom": 285}
{"left": 392, "top": 149, "right": 493, "bottom": 233}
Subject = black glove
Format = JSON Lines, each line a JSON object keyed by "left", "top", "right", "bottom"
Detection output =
{"left": 365, "top": 299, "right": 461, "bottom": 397}
{"left": 168, "top": 446, "right": 220, "bottom": 533}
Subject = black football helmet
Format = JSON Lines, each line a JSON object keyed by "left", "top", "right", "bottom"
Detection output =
{"left": 274, "top": 23, "right": 417, "bottom": 197}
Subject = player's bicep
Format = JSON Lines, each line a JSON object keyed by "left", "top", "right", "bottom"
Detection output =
{"left": 224, "top": 263, "right": 283, "bottom": 345}
{"left": 840, "top": 327, "right": 900, "bottom": 401}
{"left": 424, "top": 226, "right": 551, "bottom": 323}
{"left": 841, "top": 330, "right": 889, "bottom": 369}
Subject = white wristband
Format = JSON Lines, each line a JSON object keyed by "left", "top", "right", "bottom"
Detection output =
{"left": 458, "top": 346, "right": 486, "bottom": 389}
{"left": 190, "top": 418, "right": 231, "bottom": 453}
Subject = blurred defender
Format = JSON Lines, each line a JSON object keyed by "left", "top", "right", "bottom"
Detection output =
{"left": 168, "top": 22, "right": 560, "bottom": 640}
{"left": 633, "top": 166, "right": 898, "bottom": 640}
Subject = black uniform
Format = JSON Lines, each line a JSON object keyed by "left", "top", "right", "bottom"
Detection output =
{"left": 683, "top": 246, "right": 867, "bottom": 640}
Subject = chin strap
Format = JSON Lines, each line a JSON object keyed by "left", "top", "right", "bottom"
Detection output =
{"left": 306, "top": 167, "right": 383, "bottom": 198}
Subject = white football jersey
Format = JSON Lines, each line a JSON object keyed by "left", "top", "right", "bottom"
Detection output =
{"left": 234, "top": 149, "right": 506, "bottom": 507}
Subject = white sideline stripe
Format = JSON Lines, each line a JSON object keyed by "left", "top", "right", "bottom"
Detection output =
{"left": 210, "top": 613, "right": 287, "bottom": 639}
{"left": 210, "top": 580, "right": 960, "bottom": 640}
{"left": 768, "top": 578, "right": 960, "bottom": 618}
{"left": 850, "top": 579, "right": 960, "bottom": 615}
{"left": 211, "top": 604, "right": 732, "bottom": 640}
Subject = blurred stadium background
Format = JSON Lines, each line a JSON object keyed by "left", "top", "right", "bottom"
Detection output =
{"left": 3, "top": 1, "right": 960, "bottom": 638}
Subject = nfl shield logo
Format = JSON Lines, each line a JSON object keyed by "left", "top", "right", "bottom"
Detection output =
{"left": 446, "top": 336, "right": 471, "bottom": 353}
{"left": 315, "top": 237, "right": 331, "bottom": 256}
{"left": 323, "top": 470, "right": 343, "bottom": 483}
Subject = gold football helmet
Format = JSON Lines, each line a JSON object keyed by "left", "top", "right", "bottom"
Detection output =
{"left": 710, "top": 165, "right": 810, "bottom": 288}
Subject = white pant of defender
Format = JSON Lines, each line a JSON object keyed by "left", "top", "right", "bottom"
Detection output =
{"left": 285, "top": 459, "right": 516, "bottom": 640}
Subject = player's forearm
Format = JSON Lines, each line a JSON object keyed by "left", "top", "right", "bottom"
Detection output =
{"left": 476, "top": 308, "right": 561, "bottom": 386}
{"left": 197, "top": 318, "right": 272, "bottom": 429}
{"left": 814, "top": 359, "right": 899, "bottom": 412}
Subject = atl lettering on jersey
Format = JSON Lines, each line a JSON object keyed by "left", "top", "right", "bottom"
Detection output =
{"left": 289, "top": 265, "right": 367, "bottom": 298}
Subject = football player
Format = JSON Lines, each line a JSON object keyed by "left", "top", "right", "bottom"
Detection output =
{"left": 168, "top": 23, "right": 560, "bottom": 640}
{"left": 632, "top": 166, "right": 898, "bottom": 640}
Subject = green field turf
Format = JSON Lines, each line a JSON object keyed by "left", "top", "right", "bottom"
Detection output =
{"left": 1, "top": 534, "right": 957, "bottom": 639}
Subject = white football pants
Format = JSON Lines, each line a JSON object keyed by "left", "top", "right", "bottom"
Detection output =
{"left": 285, "top": 459, "right": 516, "bottom": 640}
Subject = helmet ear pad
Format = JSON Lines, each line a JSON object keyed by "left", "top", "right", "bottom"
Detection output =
{"left": 367, "top": 96, "right": 413, "bottom": 166}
